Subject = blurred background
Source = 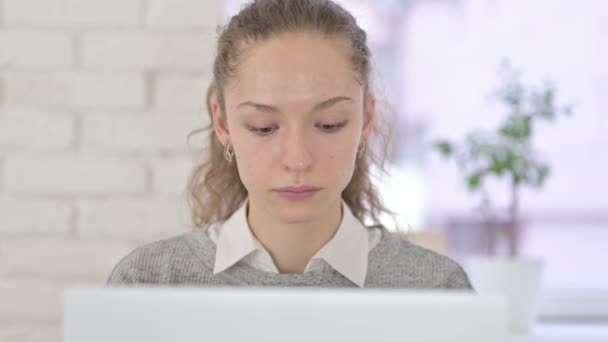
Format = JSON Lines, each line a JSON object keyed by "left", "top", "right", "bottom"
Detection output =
{"left": 0, "top": 0, "right": 606, "bottom": 340}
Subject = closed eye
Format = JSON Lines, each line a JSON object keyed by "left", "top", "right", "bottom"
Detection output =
{"left": 247, "top": 120, "right": 348, "bottom": 136}
{"left": 247, "top": 125, "right": 277, "bottom": 136}
{"left": 316, "top": 121, "right": 348, "bottom": 133}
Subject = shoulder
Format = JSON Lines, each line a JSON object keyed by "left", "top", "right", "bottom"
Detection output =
{"left": 368, "top": 227, "right": 473, "bottom": 290}
{"left": 106, "top": 233, "right": 197, "bottom": 286}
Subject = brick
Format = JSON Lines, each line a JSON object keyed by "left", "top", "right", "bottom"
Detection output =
{"left": 0, "top": 321, "right": 60, "bottom": 342}
{"left": 0, "top": 72, "right": 67, "bottom": 107}
{"left": 1, "top": 72, "right": 146, "bottom": 109}
{"left": 82, "top": 32, "right": 215, "bottom": 71}
{"left": 0, "top": 238, "right": 136, "bottom": 281}
{"left": 0, "top": 198, "right": 72, "bottom": 235}
{"left": 2, "top": 0, "right": 140, "bottom": 28}
{"left": 145, "top": 0, "right": 222, "bottom": 30}
{"left": 0, "top": 108, "right": 73, "bottom": 151}
{"left": 0, "top": 279, "right": 65, "bottom": 321}
{"left": 82, "top": 113, "right": 201, "bottom": 152}
{"left": 155, "top": 73, "right": 210, "bottom": 108}
{"left": 4, "top": 155, "right": 146, "bottom": 195}
{"left": 151, "top": 156, "right": 195, "bottom": 195}
{"left": 69, "top": 73, "right": 146, "bottom": 108}
{"left": 0, "top": 31, "right": 73, "bottom": 69}
{"left": 77, "top": 198, "right": 191, "bottom": 241}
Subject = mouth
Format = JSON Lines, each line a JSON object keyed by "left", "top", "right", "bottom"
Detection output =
{"left": 276, "top": 185, "right": 321, "bottom": 193}
{"left": 274, "top": 185, "right": 321, "bottom": 200}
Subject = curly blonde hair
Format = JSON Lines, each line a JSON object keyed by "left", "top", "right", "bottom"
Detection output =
{"left": 186, "top": 0, "right": 395, "bottom": 229}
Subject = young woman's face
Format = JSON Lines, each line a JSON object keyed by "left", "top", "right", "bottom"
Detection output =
{"left": 213, "top": 32, "right": 374, "bottom": 224}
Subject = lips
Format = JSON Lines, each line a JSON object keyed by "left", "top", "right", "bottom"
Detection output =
{"left": 276, "top": 185, "right": 321, "bottom": 193}
{"left": 274, "top": 185, "right": 321, "bottom": 200}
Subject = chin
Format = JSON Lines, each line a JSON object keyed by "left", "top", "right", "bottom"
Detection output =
{"left": 268, "top": 194, "right": 327, "bottom": 224}
{"left": 276, "top": 214, "right": 316, "bottom": 225}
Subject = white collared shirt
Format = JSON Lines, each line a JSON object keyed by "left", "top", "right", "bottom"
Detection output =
{"left": 206, "top": 199, "right": 381, "bottom": 287}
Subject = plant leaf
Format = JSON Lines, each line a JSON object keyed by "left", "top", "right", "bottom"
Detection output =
{"left": 467, "top": 170, "right": 485, "bottom": 191}
{"left": 434, "top": 141, "right": 454, "bottom": 157}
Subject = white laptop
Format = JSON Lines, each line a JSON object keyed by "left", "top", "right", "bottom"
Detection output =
{"left": 64, "top": 287, "right": 507, "bottom": 342}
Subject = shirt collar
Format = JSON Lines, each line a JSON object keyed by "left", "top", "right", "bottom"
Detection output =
{"left": 314, "top": 202, "right": 369, "bottom": 287}
{"left": 213, "top": 199, "right": 261, "bottom": 275}
{"left": 213, "top": 198, "right": 369, "bottom": 287}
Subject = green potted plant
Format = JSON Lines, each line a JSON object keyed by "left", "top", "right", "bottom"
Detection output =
{"left": 433, "top": 60, "right": 572, "bottom": 333}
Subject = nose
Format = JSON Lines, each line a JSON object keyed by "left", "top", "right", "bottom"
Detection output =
{"left": 281, "top": 131, "right": 313, "bottom": 172}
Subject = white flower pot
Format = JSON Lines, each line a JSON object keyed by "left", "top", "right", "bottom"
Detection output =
{"left": 466, "top": 257, "right": 544, "bottom": 334}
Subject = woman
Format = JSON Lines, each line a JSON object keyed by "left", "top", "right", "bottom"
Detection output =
{"left": 107, "top": 0, "right": 472, "bottom": 289}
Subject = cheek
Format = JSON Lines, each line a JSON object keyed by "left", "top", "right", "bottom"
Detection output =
{"left": 233, "top": 139, "right": 273, "bottom": 189}
{"left": 325, "top": 148, "right": 357, "bottom": 180}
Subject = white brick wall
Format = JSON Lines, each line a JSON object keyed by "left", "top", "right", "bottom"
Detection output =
{"left": 76, "top": 198, "right": 191, "bottom": 241}
{"left": 0, "top": 108, "right": 73, "bottom": 151}
{"left": 3, "top": 0, "right": 141, "bottom": 28}
{"left": 155, "top": 73, "right": 209, "bottom": 108}
{"left": 82, "top": 32, "right": 215, "bottom": 71}
{"left": 0, "top": 198, "right": 73, "bottom": 235}
{"left": 69, "top": 73, "right": 147, "bottom": 109}
{"left": 151, "top": 155, "right": 195, "bottom": 195}
{"left": 82, "top": 112, "right": 201, "bottom": 152}
{"left": 0, "top": 31, "right": 73, "bottom": 69}
{"left": 0, "top": 238, "right": 137, "bottom": 283}
{"left": 0, "top": 1, "right": 222, "bottom": 340}
{"left": 0, "top": 279, "right": 66, "bottom": 321}
{"left": 2, "top": 72, "right": 147, "bottom": 109}
{"left": 0, "top": 322, "right": 61, "bottom": 342}
{"left": 145, "top": 0, "right": 223, "bottom": 30}
{"left": 4, "top": 155, "right": 147, "bottom": 195}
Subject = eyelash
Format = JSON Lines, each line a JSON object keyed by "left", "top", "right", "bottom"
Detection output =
{"left": 248, "top": 121, "right": 348, "bottom": 136}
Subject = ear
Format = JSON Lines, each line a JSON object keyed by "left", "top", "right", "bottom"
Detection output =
{"left": 361, "top": 94, "right": 376, "bottom": 140}
{"left": 211, "top": 99, "right": 231, "bottom": 146}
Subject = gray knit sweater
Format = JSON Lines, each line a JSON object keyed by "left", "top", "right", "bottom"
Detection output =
{"left": 107, "top": 225, "right": 473, "bottom": 289}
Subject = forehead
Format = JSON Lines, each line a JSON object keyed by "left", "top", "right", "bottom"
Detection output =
{"left": 226, "top": 32, "right": 362, "bottom": 105}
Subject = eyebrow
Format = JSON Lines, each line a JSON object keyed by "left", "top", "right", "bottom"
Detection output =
{"left": 236, "top": 96, "right": 354, "bottom": 113}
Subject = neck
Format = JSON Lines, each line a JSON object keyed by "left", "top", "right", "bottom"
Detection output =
{"left": 247, "top": 199, "right": 343, "bottom": 274}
